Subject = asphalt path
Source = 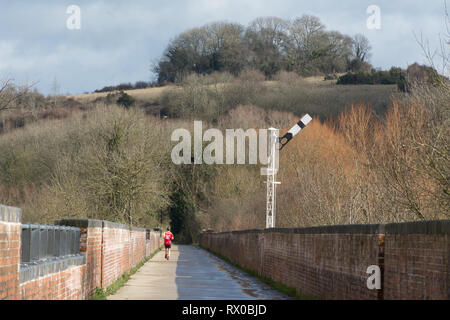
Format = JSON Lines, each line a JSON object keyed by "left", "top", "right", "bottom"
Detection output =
{"left": 108, "top": 244, "right": 289, "bottom": 300}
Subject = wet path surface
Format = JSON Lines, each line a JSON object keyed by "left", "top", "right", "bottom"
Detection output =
{"left": 108, "top": 245, "right": 289, "bottom": 300}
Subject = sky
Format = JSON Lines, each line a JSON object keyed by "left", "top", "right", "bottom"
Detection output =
{"left": 0, "top": 0, "right": 447, "bottom": 95}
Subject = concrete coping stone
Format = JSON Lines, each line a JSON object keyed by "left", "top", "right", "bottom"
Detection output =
{"left": 130, "top": 226, "right": 147, "bottom": 232}
{"left": 220, "top": 223, "right": 384, "bottom": 235}
{"left": 19, "top": 254, "right": 86, "bottom": 284}
{"left": 0, "top": 205, "right": 22, "bottom": 223}
{"left": 22, "top": 223, "right": 80, "bottom": 231}
{"left": 103, "top": 221, "right": 147, "bottom": 232}
{"left": 56, "top": 218, "right": 152, "bottom": 232}
{"left": 102, "top": 220, "right": 129, "bottom": 230}
{"left": 204, "top": 220, "right": 450, "bottom": 236}
{"left": 384, "top": 220, "right": 450, "bottom": 235}
{"left": 55, "top": 219, "right": 103, "bottom": 229}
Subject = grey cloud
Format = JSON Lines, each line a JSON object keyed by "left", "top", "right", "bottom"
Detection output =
{"left": 0, "top": 0, "right": 446, "bottom": 94}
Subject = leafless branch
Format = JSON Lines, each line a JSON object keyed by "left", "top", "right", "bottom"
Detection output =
{"left": 0, "top": 78, "right": 40, "bottom": 113}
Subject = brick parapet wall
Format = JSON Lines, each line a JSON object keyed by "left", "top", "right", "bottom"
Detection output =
{"left": 0, "top": 210, "right": 162, "bottom": 300}
{"left": 60, "top": 219, "right": 163, "bottom": 291}
{"left": 383, "top": 221, "right": 449, "bottom": 299}
{"left": 20, "top": 264, "right": 88, "bottom": 300}
{"left": 0, "top": 206, "right": 21, "bottom": 300}
{"left": 146, "top": 231, "right": 163, "bottom": 257}
{"left": 200, "top": 220, "right": 450, "bottom": 300}
{"left": 101, "top": 225, "right": 130, "bottom": 288}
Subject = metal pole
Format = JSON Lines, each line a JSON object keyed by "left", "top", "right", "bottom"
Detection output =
{"left": 264, "top": 114, "right": 312, "bottom": 229}
{"left": 266, "top": 128, "right": 280, "bottom": 228}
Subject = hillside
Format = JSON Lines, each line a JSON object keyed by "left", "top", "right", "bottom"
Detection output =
{"left": 67, "top": 86, "right": 169, "bottom": 103}
{"left": 0, "top": 70, "right": 447, "bottom": 242}
{"left": 66, "top": 73, "right": 397, "bottom": 121}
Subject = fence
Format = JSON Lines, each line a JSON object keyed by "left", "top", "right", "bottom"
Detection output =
{"left": 19, "top": 223, "right": 85, "bottom": 284}
{"left": 21, "top": 224, "right": 81, "bottom": 263}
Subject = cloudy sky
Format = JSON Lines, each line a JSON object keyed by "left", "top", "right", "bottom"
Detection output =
{"left": 0, "top": 0, "right": 447, "bottom": 95}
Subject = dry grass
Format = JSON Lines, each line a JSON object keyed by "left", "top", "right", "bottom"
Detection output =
{"left": 67, "top": 72, "right": 393, "bottom": 121}
{"left": 66, "top": 86, "right": 171, "bottom": 103}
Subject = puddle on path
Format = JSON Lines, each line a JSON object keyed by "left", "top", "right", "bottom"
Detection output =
{"left": 197, "top": 247, "right": 290, "bottom": 300}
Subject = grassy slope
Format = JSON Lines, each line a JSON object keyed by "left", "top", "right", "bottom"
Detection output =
{"left": 67, "top": 77, "right": 396, "bottom": 119}
{"left": 66, "top": 86, "right": 169, "bottom": 103}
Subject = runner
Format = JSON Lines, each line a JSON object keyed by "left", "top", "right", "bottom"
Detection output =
{"left": 163, "top": 227, "right": 174, "bottom": 260}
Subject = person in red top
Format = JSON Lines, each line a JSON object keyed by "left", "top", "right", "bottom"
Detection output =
{"left": 163, "top": 227, "right": 174, "bottom": 260}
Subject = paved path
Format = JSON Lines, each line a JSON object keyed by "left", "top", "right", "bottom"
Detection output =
{"left": 108, "top": 245, "right": 289, "bottom": 300}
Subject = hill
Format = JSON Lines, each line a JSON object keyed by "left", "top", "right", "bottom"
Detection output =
{"left": 67, "top": 73, "right": 396, "bottom": 121}
{"left": 0, "top": 71, "right": 447, "bottom": 242}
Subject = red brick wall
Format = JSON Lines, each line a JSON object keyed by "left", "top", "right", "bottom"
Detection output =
{"left": 0, "top": 206, "right": 21, "bottom": 300}
{"left": 100, "top": 224, "right": 161, "bottom": 289}
{"left": 1, "top": 211, "right": 162, "bottom": 300}
{"left": 383, "top": 222, "right": 449, "bottom": 300}
{"left": 264, "top": 232, "right": 380, "bottom": 299}
{"left": 62, "top": 220, "right": 162, "bottom": 291}
{"left": 146, "top": 231, "right": 163, "bottom": 257}
{"left": 200, "top": 221, "right": 450, "bottom": 300}
{"left": 128, "top": 229, "right": 146, "bottom": 273}
{"left": 79, "top": 223, "right": 103, "bottom": 295}
{"left": 20, "top": 265, "right": 88, "bottom": 300}
{"left": 101, "top": 224, "right": 131, "bottom": 288}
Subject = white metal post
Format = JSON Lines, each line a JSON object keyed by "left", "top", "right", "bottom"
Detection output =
{"left": 266, "top": 128, "right": 280, "bottom": 229}
{"left": 264, "top": 114, "right": 312, "bottom": 229}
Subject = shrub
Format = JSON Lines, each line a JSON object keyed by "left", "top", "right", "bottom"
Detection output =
{"left": 0, "top": 105, "right": 173, "bottom": 226}
{"left": 117, "top": 91, "right": 135, "bottom": 108}
{"left": 337, "top": 68, "right": 407, "bottom": 87}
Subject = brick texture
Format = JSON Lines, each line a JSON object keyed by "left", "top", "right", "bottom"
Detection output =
{"left": 384, "top": 233, "right": 449, "bottom": 299}
{"left": 20, "top": 264, "right": 88, "bottom": 300}
{"left": 0, "top": 220, "right": 21, "bottom": 300}
{"left": 83, "top": 226, "right": 103, "bottom": 295}
{"left": 100, "top": 225, "right": 161, "bottom": 289}
{"left": 1, "top": 210, "right": 163, "bottom": 300}
{"left": 200, "top": 230, "right": 379, "bottom": 299}
{"left": 200, "top": 221, "right": 450, "bottom": 300}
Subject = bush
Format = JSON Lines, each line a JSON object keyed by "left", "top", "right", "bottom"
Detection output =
{"left": 94, "top": 81, "right": 155, "bottom": 93}
{"left": 337, "top": 68, "right": 407, "bottom": 87}
{"left": 117, "top": 91, "right": 135, "bottom": 108}
{"left": 0, "top": 105, "right": 173, "bottom": 226}
{"left": 324, "top": 74, "right": 338, "bottom": 80}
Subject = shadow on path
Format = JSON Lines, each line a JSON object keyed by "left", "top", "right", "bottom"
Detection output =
{"left": 109, "top": 245, "right": 289, "bottom": 300}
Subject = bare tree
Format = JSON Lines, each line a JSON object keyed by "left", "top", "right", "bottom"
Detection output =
{"left": 247, "top": 17, "right": 288, "bottom": 49}
{"left": 289, "top": 15, "right": 325, "bottom": 51}
{"left": 351, "top": 34, "right": 372, "bottom": 63}
{"left": 51, "top": 77, "right": 60, "bottom": 108}
{"left": 0, "top": 78, "right": 37, "bottom": 112}
{"left": 0, "top": 79, "right": 16, "bottom": 112}
{"left": 414, "top": 1, "right": 450, "bottom": 82}
{"left": 287, "top": 15, "right": 327, "bottom": 74}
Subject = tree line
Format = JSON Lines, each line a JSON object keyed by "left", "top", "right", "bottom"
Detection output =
{"left": 94, "top": 81, "right": 159, "bottom": 93}
{"left": 154, "top": 15, "right": 372, "bottom": 83}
